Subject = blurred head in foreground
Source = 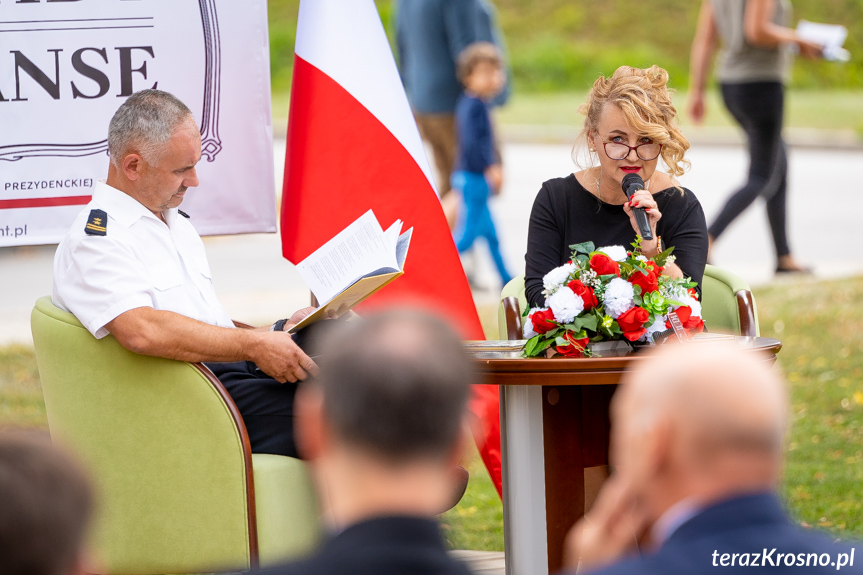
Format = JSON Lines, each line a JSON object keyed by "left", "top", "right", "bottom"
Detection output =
{"left": 296, "top": 309, "right": 475, "bottom": 527}
{"left": 0, "top": 432, "right": 94, "bottom": 575}
{"left": 613, "top": 343, "right": 787, "bottom": 529}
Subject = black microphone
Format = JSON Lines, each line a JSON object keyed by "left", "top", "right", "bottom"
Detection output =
{"left": 621, "top": 173, "right": 653, "bottom": 241}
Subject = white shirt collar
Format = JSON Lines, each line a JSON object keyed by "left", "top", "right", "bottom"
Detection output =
{"left": 92, "top": 179, "right": 169, "bottom": 227}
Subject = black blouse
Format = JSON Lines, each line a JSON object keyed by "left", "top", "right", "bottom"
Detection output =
{"left": 525, "top": 174, "right": 708, "bottom": 308}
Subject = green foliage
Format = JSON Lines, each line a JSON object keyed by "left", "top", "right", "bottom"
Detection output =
{"left": 268, "top": 0, "right": 863, "bottom": 96}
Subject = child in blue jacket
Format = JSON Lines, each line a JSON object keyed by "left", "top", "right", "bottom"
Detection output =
{"left": 452, "top": 42, "right": 512, "bottom": 287}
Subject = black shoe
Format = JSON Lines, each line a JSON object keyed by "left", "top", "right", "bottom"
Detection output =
{"left": 775, "top": 264, "right": 813, "bottom": 276}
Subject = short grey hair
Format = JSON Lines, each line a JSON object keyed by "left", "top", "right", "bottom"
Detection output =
{"left": 107, "top": 89, "right": 195, "bottom": 167}
{"left": 313, "top": 310, "right": 475, "bottom": 462}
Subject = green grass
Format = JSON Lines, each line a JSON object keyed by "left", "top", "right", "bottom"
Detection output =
{"left": 268, "top": 0, "right": 863, "bottom": 95}
{"left": 4, "top": 277, "right": 863, "bottom": 549}
{"left": 0, "top": 345, "right": 46, "bottom": 429}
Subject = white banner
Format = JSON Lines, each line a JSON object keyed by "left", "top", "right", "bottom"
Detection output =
{"left": 0, "top": 0, "right": 276, "bottom": 246}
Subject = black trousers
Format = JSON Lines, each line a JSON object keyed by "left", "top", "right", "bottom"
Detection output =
{"left": 204, "top": 319, "right": 338, "bottom": 459}
{"left": 205, "top": 360, "right": 301, "bottom": 459}
{"left": 709, "top": 81, "right": 791, "bottom": 259}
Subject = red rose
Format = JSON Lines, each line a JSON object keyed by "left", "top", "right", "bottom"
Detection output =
{"left": 629, "top": 268, "right": 659, "bottom": 294}
{"left": 617, "top": 306, "right": 649, "bottom": 342}
{"left": 589, "top": 253, "right": 620, "bottom": 277}
{"left": 567, "top": 279, "right": 598, "bottom": 310}
{"left": 555, "top": 332, "right": 589, "bottom": 357}
{"left": 667, "top": 306, "right": 705, "bottom": 333}
{"left": 530, "top": 309, "right": 557, "bottom": 334}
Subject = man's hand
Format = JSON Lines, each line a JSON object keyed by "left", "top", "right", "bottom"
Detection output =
{"left": 105, "top": 307, "right": 318, "bottom": 383}
{"left": 563, "top": 475, "right": 647, "bottom": 572}
{"left": 251, "top": 330, "right": 319, "bottom": 383}
{"left": 285, "top": 306, "right": 317, "bottom": 331}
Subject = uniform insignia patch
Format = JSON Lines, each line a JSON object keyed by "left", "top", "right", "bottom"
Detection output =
{"left": 177, "top": 209, "right": 191, "bottom": 219}
{"left": 84, "top": 209, "right": 108, "bottom": 236}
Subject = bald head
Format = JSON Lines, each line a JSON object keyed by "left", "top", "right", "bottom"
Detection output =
{"left": 611, "top": 343, "right": 788, "bottom": 514}
{"left": 619, "top": 343, "right": 787, "bottom": 461}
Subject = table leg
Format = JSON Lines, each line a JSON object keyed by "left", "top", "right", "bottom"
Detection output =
{"left": 542, "top": 384, "right": 616, "bottom": 573}
{"left": 500, "top": 385, "right": 549, "bottom": 575}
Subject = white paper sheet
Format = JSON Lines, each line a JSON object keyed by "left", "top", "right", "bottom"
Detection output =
{"left": 796, "top": 20, "right": 850, "bottom": 62}
{"left": 296, "top": 210, "right": 400, "bottom": 304}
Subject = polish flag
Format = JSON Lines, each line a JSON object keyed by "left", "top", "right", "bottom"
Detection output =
{"left": 280, "top": 0, "right": 502, "bottom": 494}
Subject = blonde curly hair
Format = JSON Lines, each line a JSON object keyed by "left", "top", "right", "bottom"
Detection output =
{"left": 577, "top": 65, "right": 690, "bottom": 178}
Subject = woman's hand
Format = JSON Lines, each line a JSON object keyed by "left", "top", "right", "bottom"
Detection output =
{"left": 622, "top": 188, "right": 660, "bottom": 240}
{"left": 796, "top": 37, "right": 823, "bottom": 59}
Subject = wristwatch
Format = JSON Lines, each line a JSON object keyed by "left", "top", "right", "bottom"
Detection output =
{"left": 270, "top": 319, "right": 288, "bottom": 332}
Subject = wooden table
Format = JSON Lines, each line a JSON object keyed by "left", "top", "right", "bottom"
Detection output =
{"left": 472, "top": 336, "right": 782, "bottom": 575}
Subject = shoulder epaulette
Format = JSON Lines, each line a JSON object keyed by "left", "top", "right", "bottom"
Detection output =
{"left": 177, "top": 209, "right": 191, "bottom": 219}
{"left": 84, "top": 209, "right": 107, "bottom": 236}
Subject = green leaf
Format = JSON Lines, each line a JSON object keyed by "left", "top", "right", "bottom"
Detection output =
{"left": 633, "top": 294, "right": 643, "bottom": 306}
{"left": 536, "top": 338, "right": 554, "bottom": 353}
{"left": 576, "top": 254, "right": 590, "bottom": 268}
{"left": 524, "top": 335, "right": 543, "bottom": 357}
{"left": 580, "top": 314, "right": 598, "bottom": 332}
{"left": 555, "top": 336, "right": 568, "bottom": 346}
{"left": 570, "top": 241, "right": 595, "bottom": 256}
{"left": 546, "top": 328, "right": 560, "bottom": 338}
{"left": 653, "top": 245, "right": 675, "bottom": 267}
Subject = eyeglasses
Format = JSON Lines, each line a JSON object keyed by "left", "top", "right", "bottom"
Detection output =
{"left": 602, "top": 141, "right": 662, "bottom": 161}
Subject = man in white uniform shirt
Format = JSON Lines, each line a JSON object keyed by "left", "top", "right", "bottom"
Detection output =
{"left": 53, "top": 90, "right": 318, "bottom": 458}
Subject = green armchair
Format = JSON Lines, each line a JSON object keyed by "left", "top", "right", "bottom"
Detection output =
{"left": 497, "top": 264, "right": 759, "bottom": 339}
{"left": 30, "top": 296, "right": 321, "bottom": 574}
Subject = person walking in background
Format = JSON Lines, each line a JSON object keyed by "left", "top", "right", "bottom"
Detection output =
{"left": 688, "top": 0, "right": 823, "bottom": 275}
{"left": 395, "top": 0, "right": 510, "bottom": 201}
{"left": 452, "top": 42, "right": 512, "bottom": 288}
{"left": 396, "top": 0, "right": 480, "bottom": 199}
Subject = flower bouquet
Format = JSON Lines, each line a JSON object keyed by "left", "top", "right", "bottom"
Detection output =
{"left": 523, "top": 240, "right": 704, "bottom": 358}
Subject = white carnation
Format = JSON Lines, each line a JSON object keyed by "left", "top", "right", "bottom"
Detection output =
{"left": 640, "top": 317, "right": 668, "bottom": 344}
{"left": 669, "top": 292, "right": 702, "bottom": 318}
{"left": 603, "top": 277, "right": 635, "bottom": 319}
{"left": 543, "top": 262, "right": 576, "bottom": 292}
{"left": 596, "top": 245, "right": 628, "bottom": 262}
{"left": 523, "top": 307, "right": 548, "bottom": 339}
{"left": 546, "top": 287, "right": 584, "bottom": 324}
{"left": 686, "top": 296, "right": 702, "bottom": 318}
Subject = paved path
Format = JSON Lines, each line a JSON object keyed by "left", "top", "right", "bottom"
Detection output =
{"left": 2, "top": 138, "right": 861, "bottom": 345}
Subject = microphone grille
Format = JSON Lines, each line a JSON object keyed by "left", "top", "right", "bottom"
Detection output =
{"left": 622, "top": 173, "right": 644, "bottom": 189}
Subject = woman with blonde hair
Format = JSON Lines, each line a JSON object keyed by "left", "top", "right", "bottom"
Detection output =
{"left": 524, "top": 65, "right": 708, "bottom": 308}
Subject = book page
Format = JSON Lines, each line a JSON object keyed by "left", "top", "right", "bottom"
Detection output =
{"left": 396, "top": 227, "right": 413, "bottom": 269}
{"left": 296, "top": 210, "right": 397, "bottom": 303}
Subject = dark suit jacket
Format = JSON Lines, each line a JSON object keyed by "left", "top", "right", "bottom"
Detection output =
{"left": 581, "top": 493, "right": 862, "bottom": 575}
{"left": 259, "top": 515, "right": 470, "bottom": 575}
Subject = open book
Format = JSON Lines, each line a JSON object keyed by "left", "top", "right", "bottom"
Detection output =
{"left": 288, "top": 210, "right": 412, "bottom": 333}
